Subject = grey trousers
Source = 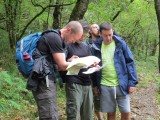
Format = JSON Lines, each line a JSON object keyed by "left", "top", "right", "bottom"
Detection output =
{"left": 32, "top": 79, "right": 59, "bottom": 120}
{"left": 65, "top": 83, "right": 93, "bottom": 120}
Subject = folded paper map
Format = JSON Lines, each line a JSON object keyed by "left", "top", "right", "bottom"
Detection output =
{"left": 82, "top": 62, "right": 107, "bottom": 74}
{"left": 66, "top": 56, "right": 100, "bottom": 75}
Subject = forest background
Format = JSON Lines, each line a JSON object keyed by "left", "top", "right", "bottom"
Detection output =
{"left": 0, "top": 0, "right": 160, "bottom": 119}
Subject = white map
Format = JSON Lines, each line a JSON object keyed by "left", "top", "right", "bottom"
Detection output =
{"left": 82, "top": 62, "right": 107, "bottom": 74}
{"left": 66, "top": 56, "right": 101, "bottom": 75}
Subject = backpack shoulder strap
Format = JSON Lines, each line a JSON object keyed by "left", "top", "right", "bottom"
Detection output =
{"left": 42, "top": 29, "right": 60, "bottom": 36}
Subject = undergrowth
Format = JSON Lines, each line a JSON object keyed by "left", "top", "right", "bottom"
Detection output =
{"left": 0, "top": 70, "right": 37, "bottom": 119}
{"left": 136, "top": 56, "right": 160, "bottom": 88}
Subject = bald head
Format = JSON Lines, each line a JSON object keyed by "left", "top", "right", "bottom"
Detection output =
{"left": 60, "top": 21, "right": 83, "bottom": 43}
{"left": 65, "top": 21, "right": 83, "bottom": 34}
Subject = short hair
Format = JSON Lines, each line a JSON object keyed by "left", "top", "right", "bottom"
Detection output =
{"left": 99, "top": 22, "right": 113, "bottom": 32}
{"left": 65, "top": 21, "right": 83, "bottom": 34}
{"left": 90, "top": 23, "right": 99, "bottom": 30}
{"left": 78, "top": 20, "right": 90, "bottom": 34}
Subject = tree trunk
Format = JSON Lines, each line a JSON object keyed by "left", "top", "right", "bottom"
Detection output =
{"left": 150, "top": 39, "right": 157, "bottom": 56}
{"left": 4, "top": 0, "right": 21, "bottom": 49}
{"left": 154, "top": 0, "right": 160, "bottom": 72}
{"left": 69, "top": 0, "right": 89, "bottom": 21}
{"left": 53, "top": 0, "right": 63, "bottom": 29}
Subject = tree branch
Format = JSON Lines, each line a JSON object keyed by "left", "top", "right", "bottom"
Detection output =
{"left": 111, "top": 0, "right": 135, "bottom": 21}
{"left": 18, "top": 2, "right": 74, "bottom": 41}
{"left": 0, "top": 26, "right": 5, "bottom": 30}
{"left": 31, "top": 0, "right": 44, "bottom": 9}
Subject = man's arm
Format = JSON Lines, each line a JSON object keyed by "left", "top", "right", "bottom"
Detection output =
{"left": 123, "top": 43, "right": 138, "bottom": 87}
{"left": 52, "top": 53, "right": 79, "bottom": 71}
{"left": 52, "top": 53, "right": 69, "bottom": 71}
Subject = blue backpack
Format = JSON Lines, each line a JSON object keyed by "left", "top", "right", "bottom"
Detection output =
{"left": 16, "top": 30, "right": 58, "bottom": 77}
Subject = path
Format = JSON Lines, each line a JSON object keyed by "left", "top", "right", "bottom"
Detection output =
{"left": 130, "top": 83, "right": 160, "bottom": 120}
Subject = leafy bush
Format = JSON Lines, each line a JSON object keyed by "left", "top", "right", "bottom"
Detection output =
{"left": 0, "top": 70, "right": 37, "bottom": 119}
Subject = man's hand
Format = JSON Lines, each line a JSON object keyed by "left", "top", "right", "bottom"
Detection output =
{"left": 128, "top": 86, "right": 136, "bottom": 94}
{"left": 67, "top": 55, "right": 79, "bottom": 62}
{"left": 93, "top": 87, "right": 100, "bottom": 96}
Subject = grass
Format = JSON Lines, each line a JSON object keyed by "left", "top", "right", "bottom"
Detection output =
{"left": 136, "top": 56, "right": 160, "bottom": 88}
{"left": 0, "top": 70, "right": 37, "bottom": 119}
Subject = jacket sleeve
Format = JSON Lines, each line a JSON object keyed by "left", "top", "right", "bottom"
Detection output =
{"left": 123, "top": 42, "right": 138, "bottom": 87}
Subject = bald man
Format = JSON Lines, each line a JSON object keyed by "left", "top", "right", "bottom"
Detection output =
{"left": 27, "top": 21, "right": 83, "bottom": 120}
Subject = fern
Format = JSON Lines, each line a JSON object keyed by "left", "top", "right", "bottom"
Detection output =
{"left": 8, "top": 100, "right": 21, "bottom": 110}
{"left": 0, "top": 71, "right": 12, "bottom": 85}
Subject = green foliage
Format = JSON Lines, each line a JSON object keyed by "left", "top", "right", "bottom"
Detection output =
{"left": 86, "top": 0, "right": 158, "bottom": 60}
{"left": 136, "top": 55, "right": 160, "bottom": 88}
{"left": 113, "top": 0, "right": 158, "bottom": 59}
{"left": 0, "top": 30, "right": 15, "bottom": 72}
{"left": 0, "top": 0, "right": 159, "bottom": 58}
{"left": 0, "top": 70, "right": 37, "bottom": 119}
{"left": 20, "top": 1, "right": 54, "bottom": 33}
{"left": 86, "top": 0, "right": 133, "bottom": 23}
{"left": 87, "top": 0, "right": 110, "bottom": 23}
{"left": 0, "top": 68, "right": 68, "bottom": 119}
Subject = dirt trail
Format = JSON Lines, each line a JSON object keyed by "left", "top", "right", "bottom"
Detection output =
{"left": 59, "top": 83, "right": 160, "bottom": 120}
{"left": 130, "top": 83, "right": 160, "bottom": 120}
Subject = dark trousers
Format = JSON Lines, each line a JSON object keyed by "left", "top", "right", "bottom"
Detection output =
{"left": 32, "top": 79, "right": 59, "bottom": 120}
{"left": 65, "top": 83, "right": 93, "bottom": 120}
